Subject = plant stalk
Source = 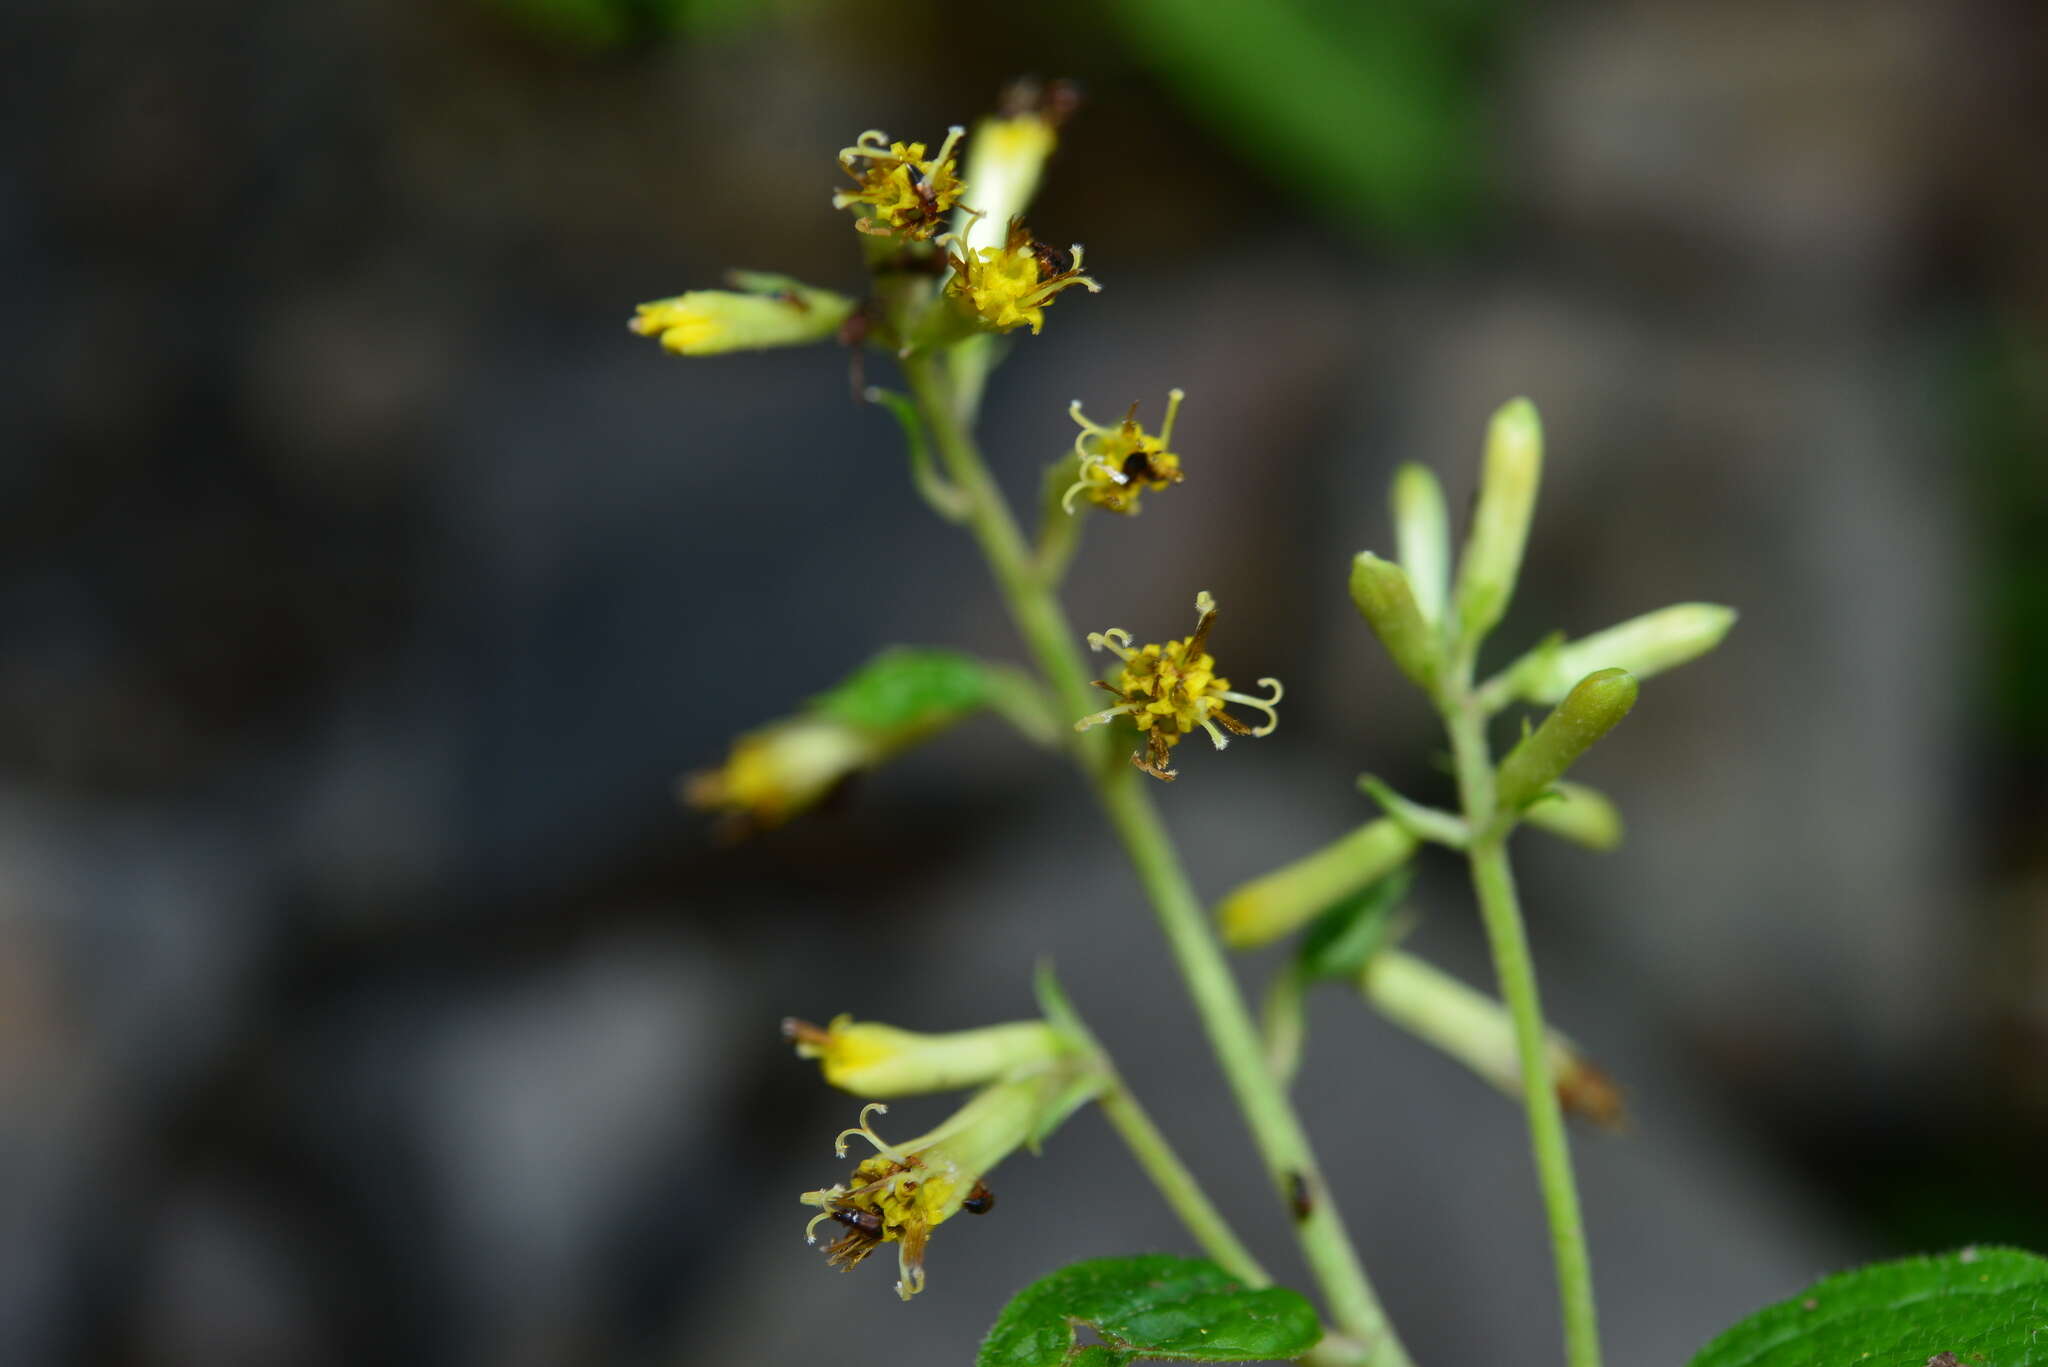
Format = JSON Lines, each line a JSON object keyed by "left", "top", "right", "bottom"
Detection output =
{"left": 1442, "top": 687, "right": 1601, "bottom": 1367}
{"left": 899, "top": 352, "right": 1412, "bottom": 1367}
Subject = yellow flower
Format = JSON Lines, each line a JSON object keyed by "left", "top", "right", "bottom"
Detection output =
{"left": 1074, "top": 592, "right": 1283, "bottom": 781}
{"left": 1061, "top": 389, "right": 1186, "bottom": 516}
{"left": 800, "top": 1064, "right": 1098, "bottom": 1299}
{"left": 784, "top": 1014, "right": 1066, "bottom": 1097}
{"left": 943, "top": 216, "right": 1099, "bottom": 335}
{"left": 628, "top": 273, "right": 854, "bottom": 356}
{"left": 833, "top": 128, "right": 968, "bottom": 240}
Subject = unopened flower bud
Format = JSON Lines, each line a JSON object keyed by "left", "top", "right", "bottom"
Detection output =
{"left": 1216, "top": 818, "right": 1419, "bottom": 949}
{"left": 783, "top": 1015, "right": 1067, "bottom": 1097}
{"left": 629, "top": 273, "right": 855, "bottom": 356}
{"left": 1362, "top": 949, "right": 1624, "bottom": 1129}
{"left": 1508, "top": 604, "right": 1738, "bottom": 705}
{"left": 1495, "top": 667, "right": 1638, "bottom": 812}
{"left": 1454, "top": 398, "right": 1543, "bottom": 648}
{"left": 1519, "top": 780, "right": 1624, "bottom": 852}
{"left": 683, "top": 718, "right": 874, "bottom": 830}
{"left": 1390, "top": 462, "right": 1451, "bottom": 627}
{"left": 1350, "top": 552, "right": 1438, "bottom": 692}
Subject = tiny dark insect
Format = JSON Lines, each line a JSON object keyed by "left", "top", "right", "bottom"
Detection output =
{"left": 829, "top": 1206, "right": 883, "bottom": 1236}
{"left": 963, "top": 1181, "right": 996, "bottom": 1215}
{"left": 1287, "top": 1172, "right": 1313, "bottom": 1221}
{"left": 1030, "top": 240, "right": 1074, "bottom": 281}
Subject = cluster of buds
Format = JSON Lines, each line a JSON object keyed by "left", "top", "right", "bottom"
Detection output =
{"left": 1219, "top": 398, "right": 1738, "bottom": 948}
{"left": 786, "top": 1013, "right": 1101, "bottom": 1298}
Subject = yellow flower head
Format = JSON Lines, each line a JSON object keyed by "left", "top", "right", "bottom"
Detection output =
{"left": 943, "top": 215, "right": 1099, "bottom": 335}
{"left": 799, "top": 1092, "right": 1023, "bottom": 1300}
{"left": 833, "top": 128, "right": 968, "bottom": 240}
{"left": 1075, "top": 592, "right": 1284, "bottom": 781}
{"left": 1061, "top": 389, "right": 1186, "bottom": 516}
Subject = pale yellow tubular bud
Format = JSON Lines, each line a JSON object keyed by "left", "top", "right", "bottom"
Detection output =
{"left": 953, "top": 114, "right": 1057, "bottom": 247}
{"left": 1494, "top": 668, "right": 1638, "bottom": 813}
{"left": 1390, "top": 462, "right": 1451, "bottom": 628}
{"left": 784, "top": 1016, "right": 1067, "bottom": 1097}
{"left": 1520, "top": 780, "right": 1624, "bottom": 852}
{"left": 682, "top": 719, "right": 875, "bottom": 827}
{"left": 1216, "top": 819, "right": 1419, "bottom": 949}
{"left": 1453, "top": 398, "right": 1543, "bottom": 649}
{"left": 1512, "top": 604, "right": 1738, "bottom": 705}
{"left": 628, "top": 278, "right": 855, "bottom": 356}
{"left": 1350, "top": 552, "right": 1438, "bottom": 692}
{"left": 1361, "top": 949, "right": 1624, "bottom": 1129}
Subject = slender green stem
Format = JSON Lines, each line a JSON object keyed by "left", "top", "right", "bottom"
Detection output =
{"left": 1442, "top": 688, "right": 1601, "bottom": 1367}
{"left": 1096, "top": 1082, "right": 1270, "bottom": 1287}
{"left": 899, "top": 352, "right": 1412, "bottom": 1367}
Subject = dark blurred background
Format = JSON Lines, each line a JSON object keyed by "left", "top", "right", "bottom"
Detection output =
{"left": 4, "top": 0, "right": 2047, "bottom": 1363}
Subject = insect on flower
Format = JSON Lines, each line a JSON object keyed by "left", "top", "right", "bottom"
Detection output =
{"left": 1061, "top": 389, "right": 1186, "bottom": 516}
{"left": 943, "top": 214, "right": 1099, "bottom": 335}
{"left": 1075, "top": 592, "right": 1284, "bottom": 781}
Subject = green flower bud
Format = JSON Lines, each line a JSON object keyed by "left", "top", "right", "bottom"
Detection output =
{"left": 1507, "top": 604, "right": 1738, "bottom": 705}
{"left": 1519, "top": 780, "right": 1624, "bottom": 852}
{"left": 1349, "top": 553, "right": 1438, "bottom": 692}
{"left": 784, "top": 1015, "right": 1067, "bottom": 1097}
{"left": 1361, "top": 950, "right": 1623, "bottom": 1129}
{"left": 1216, "top": 818, "right": 1419, "bottom": 949}
{"left": 1454, "top": 398, "right": 1543, "bottom": 648}
{"left": 1390, "top": 462, "right": 1451, "bottom": 627}
{"left": 1495, "top": 667, "right": 1638, "bottom": 812}
{"left": 629, "top": 272, "right": 854, "bottom": 355}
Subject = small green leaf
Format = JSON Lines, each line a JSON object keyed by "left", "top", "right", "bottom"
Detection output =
{"left": 1689, "top": 1246, "right": 2048, "bottom": 1367}
{"left": 1296, "top": 870, "right": 1412, "bottom": 985}
{"left": 977, "top": 1255, "right": 1321, "bottom": 1367}
{"left": 810, "top": 648, "right": 992, "bottom": 735}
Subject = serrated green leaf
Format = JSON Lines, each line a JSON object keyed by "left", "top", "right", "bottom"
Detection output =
{"left": 1689, "top": 1246, "right": 2048, "bottom": 1367}
{"left": 977, "top": 1255, "right": 1321, "bottom": 1367}
{"left": 1295, "top": 870, "right": 1412, "bottom": 984}
{"left": 810, "top": 648, "right": 992, "bottom": 735}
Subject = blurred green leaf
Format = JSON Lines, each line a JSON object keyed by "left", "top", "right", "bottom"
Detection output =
{"left": 810, "top": 647, "right": 993, "bottom": 735}
{"left": 1110, "top": 0, "right": 1497, "bottom": 240}
{"left": 977, "top": 1255, "right": 1321, "bottom": 1367}
{"left": 1689, "top": 1246, "right": 2048, "bottom": 1367}
{"left": 1295, "top": 868, "right": 1411, "bottom": 984}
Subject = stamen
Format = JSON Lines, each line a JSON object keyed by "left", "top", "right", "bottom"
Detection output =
{"left": 1194, "top": 589, "right": 1216, "bottom": 616}
{"left": 1219, "top": 677, "right": 1285, "bottom": 736}
{"left": 1074, "top": 703, "right": 1139, "bottom": 732}
{"left": 833, "top": 1102, "right": 901, "bottom": 1159}
{"left": 1160, "top": 387, "right": 1185, "bottom": 447}
{"left": 1087, "top": 628, "right": 1135, "bottom": 660}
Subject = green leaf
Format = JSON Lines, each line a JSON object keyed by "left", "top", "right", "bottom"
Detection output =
{"left": 810, "top": 648, "right": 992, "bottom": 735}
{"left": 1295, "top": 870, "right": 1412, "bottom": 984}
{"left": 1689, "top": 1246, "right": 2048, "bottom": 1367}
{"left": 978, "top": 1255, "right": 1321, "bottom": 1367}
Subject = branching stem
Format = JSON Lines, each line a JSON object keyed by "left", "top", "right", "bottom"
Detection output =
{"left": 899, "top": 352, "right": 1412, "bottom": 1367}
